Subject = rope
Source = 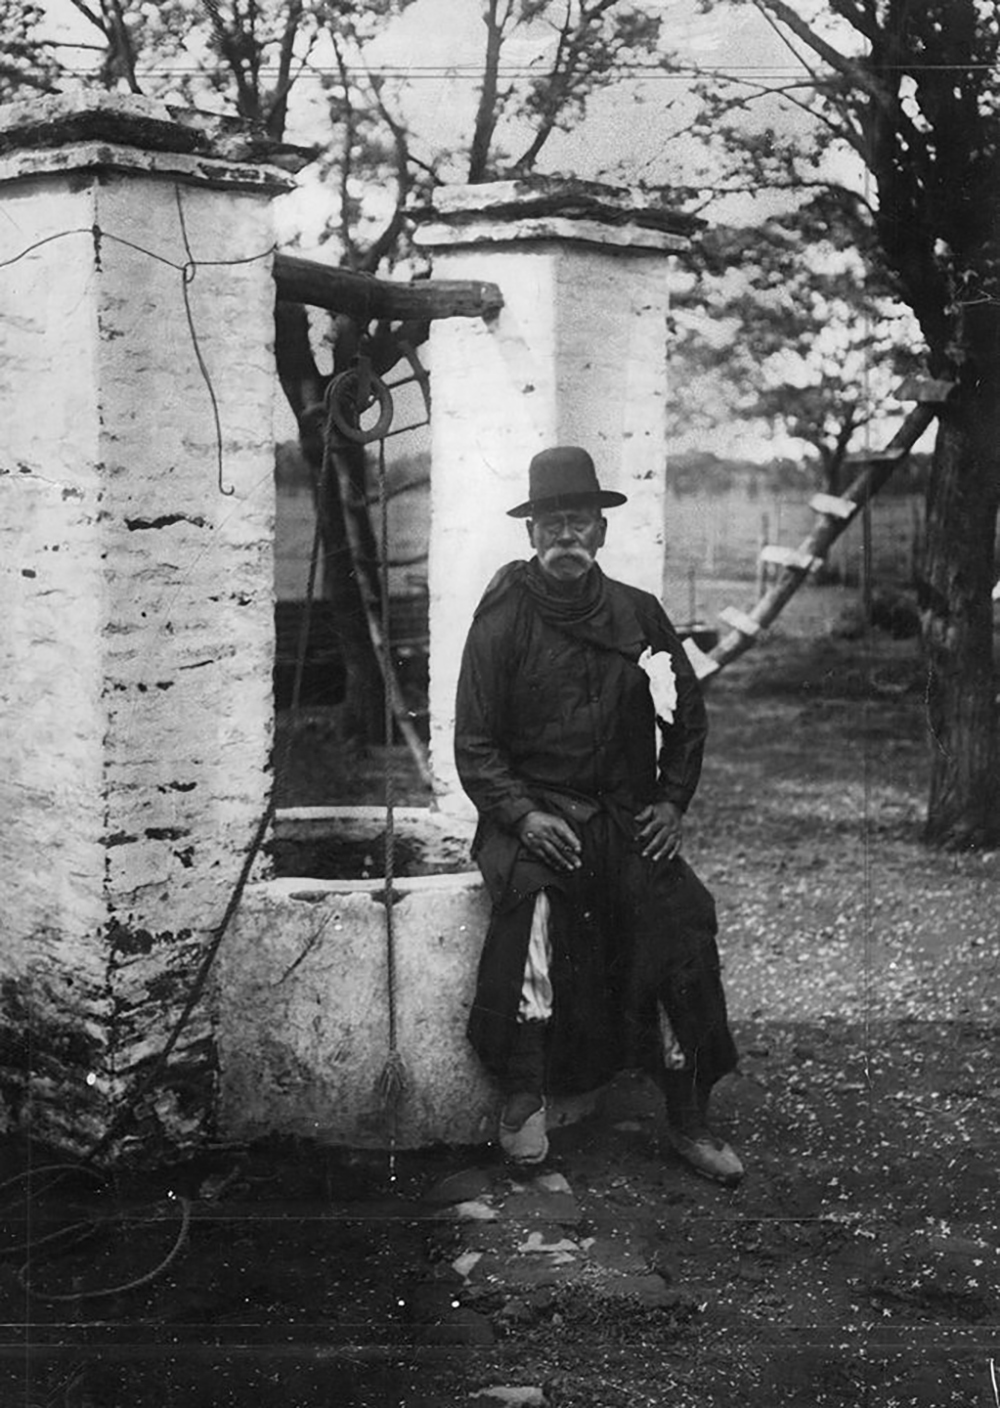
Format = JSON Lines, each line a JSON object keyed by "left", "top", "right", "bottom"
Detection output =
{"left": 322, "top": 364, "right": 412, "bottom": 1162}
{"left": 18, "top": 1196, "right": 192, "bottom": 1303}
{"left": 0, "top": 1163, "right": 109, "bottom": 1198}
{"left": 375, "top": 434, "right": 406, "bottom": 1165}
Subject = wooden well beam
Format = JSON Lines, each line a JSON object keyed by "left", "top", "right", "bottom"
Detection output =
{"left": 273, "top": 251, "right": 504, "bottom": 322}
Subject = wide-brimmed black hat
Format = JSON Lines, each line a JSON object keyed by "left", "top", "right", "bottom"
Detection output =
{"left": 507, "top": 446, "right": 628, "bottom": 518}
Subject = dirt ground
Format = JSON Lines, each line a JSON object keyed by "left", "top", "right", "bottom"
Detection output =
{"left": 2, "top": 587, "right": 998, "bottom": 1407}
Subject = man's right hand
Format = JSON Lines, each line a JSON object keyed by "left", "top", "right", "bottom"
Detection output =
{"left": 515, "top": 810, "right": 582, "bottom": 872}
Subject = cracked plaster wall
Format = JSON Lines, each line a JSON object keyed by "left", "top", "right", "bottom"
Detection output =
{"left": 0, "top": 149, "right": 282, "bottom": 1155}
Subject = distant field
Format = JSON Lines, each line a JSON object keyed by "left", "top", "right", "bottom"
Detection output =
{"left": 662, "top": 574, "right": 865, "bottom": 642}
{"left": 275, "top": 442, "right": 927, "bottom": 606}
{"left": 662, "top": 484, "right": 922, "bottom": 589}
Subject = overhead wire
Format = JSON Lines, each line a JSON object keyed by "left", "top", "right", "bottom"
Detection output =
{"left": 34, "top": 58, "right": 996, "bottom": 78}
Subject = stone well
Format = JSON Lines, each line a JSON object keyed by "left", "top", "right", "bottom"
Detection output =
{"left": 0, "top": 92, "right": 695, "bottom": 1158}
{"left": 217, "top": 181, "right": 697, "bottom": 1150}
{"left": 217, "top": 808, "right": 495, "bottom": 1148}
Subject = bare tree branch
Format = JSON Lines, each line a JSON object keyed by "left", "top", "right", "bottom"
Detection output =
{"left": 267, "top": 0, "right": 304, "bottom": 138}
{"left": 200, "top": 0, "right": 262, "bottom": 122}
{"left": 66, "top": 0, "right": 105, "bottom": 32}
{"left": 360, "top": 72, "right": 414, "bottom": 272}
{"left": 510, "top": 0, "right": 577, "bottom": 171}
{"left": 101, "top": 0, "right": 141, "bottom": 92}
{"left": 692, "top": 70, "right": 868, "bottom": 154}
{"left": 750, "top": 0, "right": 891, "bottom": 114}
{"left": 330, "top": 34, "right": 360, "bottom": 270}
{"left": 469, "top": 0, "right": 517, "bottom": 181}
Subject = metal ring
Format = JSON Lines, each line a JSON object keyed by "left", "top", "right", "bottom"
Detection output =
{"left": 325, "top": 368, "right": 394, "bottom": 445}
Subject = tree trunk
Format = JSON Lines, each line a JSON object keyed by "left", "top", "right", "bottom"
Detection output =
{"left": 918, "top": 382, "right": 1000, "bottom": 848}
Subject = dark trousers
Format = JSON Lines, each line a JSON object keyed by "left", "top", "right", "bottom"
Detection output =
{"left": 467, "top": 812, "right": 738, "bottom": 1098}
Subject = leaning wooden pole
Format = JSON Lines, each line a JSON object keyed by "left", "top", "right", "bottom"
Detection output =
{"left": 322, "top": 400, "right": 435, "bottom": 790}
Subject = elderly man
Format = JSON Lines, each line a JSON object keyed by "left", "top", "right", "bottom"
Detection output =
{"left": 454, "top": 446, "right": 742, "bottom": 1184}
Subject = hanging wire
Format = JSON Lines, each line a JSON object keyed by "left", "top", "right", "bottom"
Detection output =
{"left": 0, "top": 215, "right": 276, "bottom": 501}
{"left": 175, "top": 185, "right": 232, "bottom": 496}
{"left": 0, "top": 224, "right": 275, "bottom": 281}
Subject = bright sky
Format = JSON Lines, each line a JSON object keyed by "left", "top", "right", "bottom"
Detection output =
{"left": 36, "top": 0, "right": 885, "bottom": 460}
{"left": 362, "top": 0, "right": 825, "bottom": 198}
{"left": 264, "top": 0, "right": 858, "bottom": 261}
{"left": 38, "top": 0, "right": 844, "bottom": 230}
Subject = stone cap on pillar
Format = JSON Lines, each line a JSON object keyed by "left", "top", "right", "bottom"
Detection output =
{"left": 413, "top": 176, "right": 703, "bottom": 254}
{"left": 0, "top": 91, "right": 311, "bottom": 192}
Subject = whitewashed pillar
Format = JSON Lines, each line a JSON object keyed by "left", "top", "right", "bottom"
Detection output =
{"left": 0, "top": 95, "right": 294, "bottom": 1154}
{"left": 413, "top": 180, "right": 697, "bottom": 808}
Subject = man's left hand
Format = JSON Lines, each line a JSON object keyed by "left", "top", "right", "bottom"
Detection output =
{"left": 635, "top": 801, "right": 683, "bottom": 863}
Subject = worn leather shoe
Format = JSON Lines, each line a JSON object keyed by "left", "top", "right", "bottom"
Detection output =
{"left": 665, "top": 1122, "right": 744, "bottom": 1186}
{"left": 499, "top": 1093, "right": 548, "bottom": 1164}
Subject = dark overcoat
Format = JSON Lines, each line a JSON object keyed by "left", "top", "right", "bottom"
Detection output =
{"left": 454, "top": 560, "right": 738, "bottom": 1094}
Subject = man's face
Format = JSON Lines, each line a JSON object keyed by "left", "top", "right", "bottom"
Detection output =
{"left": 528, "top": 506, "right": 607, "bottom": 584}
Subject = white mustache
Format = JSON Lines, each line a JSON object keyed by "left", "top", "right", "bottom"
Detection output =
{"left": 543, "top": 547, "right": 592, "bottom": 563}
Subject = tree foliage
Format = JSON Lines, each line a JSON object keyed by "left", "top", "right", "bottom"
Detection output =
{"left": 673, "top": 0, "right": 1000, "bottom": 846}
{"left": 0, "top": 1, "right": 60, "bottom": 96}
{"left": 671, "top": 197, "right": 924, "bottom": 492}
{"left": 6, "top": 1, "right": 668, "bottom": 260}
{"left": 678, "top": 0, "right": 1000, "bottom": 373}
{"left": 467, "top": 0, "right": 662, "bottom": 180}
{"left": 7, "top": 1, "right": 997, "bottom": 836}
